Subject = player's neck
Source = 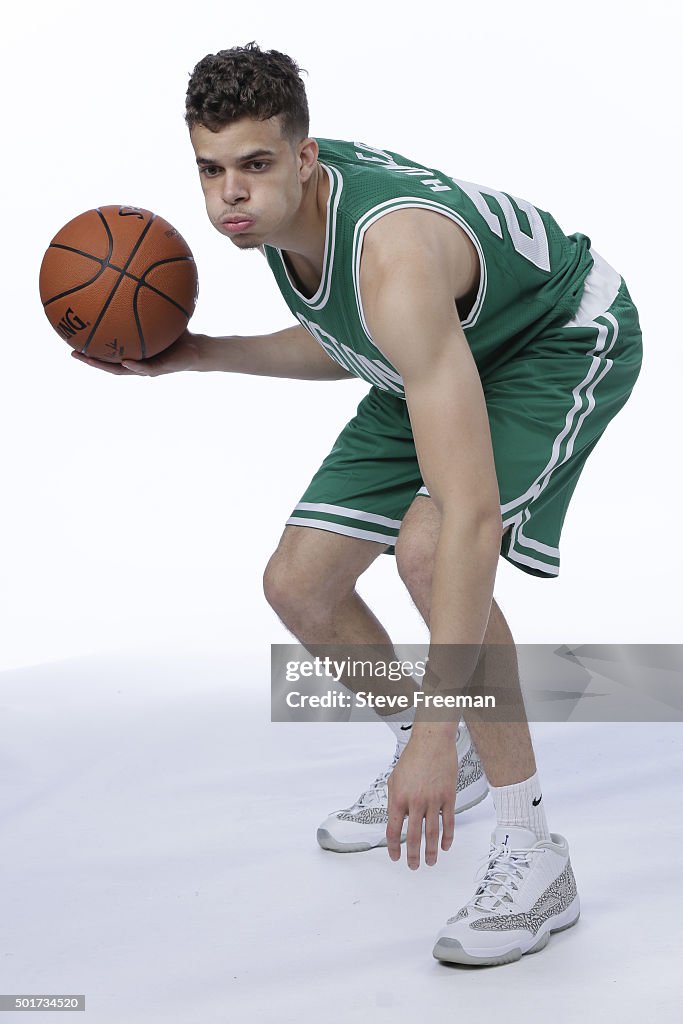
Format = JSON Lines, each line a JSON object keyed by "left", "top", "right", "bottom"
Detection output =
{"left": 279, "top": 162, "right": 329, "bottom": 297}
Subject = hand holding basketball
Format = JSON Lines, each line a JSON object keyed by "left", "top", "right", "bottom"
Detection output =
{"left": 70, "top": 328, "right": 205, "bottom": 376}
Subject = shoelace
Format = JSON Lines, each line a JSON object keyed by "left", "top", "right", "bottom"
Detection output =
{"left": 352, "top": 745, "right": 402, "bottom": 809}
{"left": 468, "top": 842, "right": 541, "bottom": 913}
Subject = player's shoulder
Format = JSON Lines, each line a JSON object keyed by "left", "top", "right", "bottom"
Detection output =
{"left": 360, "top": 207, "right": 477, "bottom": 304}
{"left": 362, "top": 206, "right": 475, "bottom": 272}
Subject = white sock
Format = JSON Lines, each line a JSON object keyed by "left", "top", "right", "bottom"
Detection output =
{"left": 383, "top": 706, "right": 416, "bottom": 749}
{"left": 489, "top": 772, "right": 551, "bottom": 842}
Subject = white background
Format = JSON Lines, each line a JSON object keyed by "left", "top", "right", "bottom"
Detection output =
{"left": 2, "top": 0, "right": 681, "bottom": 670}
{"left": 0, "top": 2, "right": 681, "bottom": 1021}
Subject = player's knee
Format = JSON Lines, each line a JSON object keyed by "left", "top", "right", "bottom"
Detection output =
{"left": 263, "top": 550, "right": 303, "bottom": 620}
{"left": 263, "top": 547, "right": 338, "bottom": 624}
{"left": 395, "top": 531, "right": 435, "bottom": 605}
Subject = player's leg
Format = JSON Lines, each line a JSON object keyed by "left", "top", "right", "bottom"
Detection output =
{"left": 265, "top": 523, "right": 404, "bottom": 670}
{"left": 396, "top": 496, "right": 537, "bottom": 787}
{"left": 264, "top": 521, "right": 417, "bottom": 704}
{"left": 266, "top": 383, "right": 426, "bottom": 709}
{"left": 263, "top": 520, "right": 486, "bottom": 852}
{"left": 265, "top": 385, "right": 488, "bottom": 852}
{"left": 418, "top": 254, "right": 641, "bottom": 965}
{"left": 397, "top": 495, "right": 579, "bottom": 966}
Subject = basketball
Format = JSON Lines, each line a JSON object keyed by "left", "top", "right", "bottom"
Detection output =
{"left": 39, "top": 205, "right": 199, "bottom": 363}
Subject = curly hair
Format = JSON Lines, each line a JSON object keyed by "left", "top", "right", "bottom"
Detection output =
{"left": 185, "top": 42, "right": 309, "bottom": 141}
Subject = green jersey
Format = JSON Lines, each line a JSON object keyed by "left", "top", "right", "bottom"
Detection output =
{"left": 264, "top": 138, "right": 595, "bottom": 396}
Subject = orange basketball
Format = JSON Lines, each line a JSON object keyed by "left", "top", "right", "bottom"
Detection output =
{"left": 39, "top": 205, "right": 199, "bottom": 362}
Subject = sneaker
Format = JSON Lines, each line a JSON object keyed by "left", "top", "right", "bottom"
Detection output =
{"left": 316, "top": 724, "right": 488, "bottom": 853}
{"left": 432, "top": 825, "right": 580, "bottom": 966}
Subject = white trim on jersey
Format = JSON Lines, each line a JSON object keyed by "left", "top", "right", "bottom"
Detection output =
{"left": 416, "top": 249, "right": 623, "bottom": 576}
{"left": 294, "top": 502, "right": 403, "bottom": 530}
{"left": 499, "top": 256, "right": 622, "bottom": 573}
{"left": 274, "top": 163, "right": 343, "bottom": 310}
{"left": 286, "top": 516, "right": 396, "bottom": 547}
{"left": 350, "top": 197, "right": 488, "bottom": 350}
{"left": 501, "top": 309, "right": 619, "bottom": 518}
{"left": 505, "top": 513, "right": 560, "bottom": 576}
{"left": 565, "top": 249, "right": 621, "bottom": 327}
{"left": 508, "top": 523, "right": 560, "bottom": 558}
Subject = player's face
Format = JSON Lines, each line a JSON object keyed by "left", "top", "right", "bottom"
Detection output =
{"left": 190, "top": 117, "right": 316, "bottom": 250}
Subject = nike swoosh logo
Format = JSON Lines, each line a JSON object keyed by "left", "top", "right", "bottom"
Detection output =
{"left": 400, "top": 724, "right": 413, "bottom": 731}
{"left": 532, "top": 795, "right": 542, "bottom": 806}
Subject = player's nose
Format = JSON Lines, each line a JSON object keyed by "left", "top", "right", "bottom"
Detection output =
{"left": 220, "top": 173, "right": 248, "bottom": 205}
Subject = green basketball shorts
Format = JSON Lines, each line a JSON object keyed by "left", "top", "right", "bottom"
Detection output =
{"left": 287, "top": 249, "right": 643, "bottom": 577}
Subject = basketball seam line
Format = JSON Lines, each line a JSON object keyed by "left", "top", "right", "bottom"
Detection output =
{"left": 44, "top": 214, "right": 114, "bottom": 307}
{"left": 137, "top": 258, "right": 196, "bottom": 319}
{"left": 45, "top": 246, "right": 195, "bottom": 318}
{"left": 82, "top": 212, "right": 157, "bottom": 356}
{"left": 42, "top": 253, "right": 109, "bottom": 306}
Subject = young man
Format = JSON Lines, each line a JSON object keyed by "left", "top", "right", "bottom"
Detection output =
{"left": 73, "top": 43, "right": 642, "bottom": 966}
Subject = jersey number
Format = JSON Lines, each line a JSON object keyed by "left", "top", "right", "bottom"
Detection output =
{"left": 452, "top": 178, "right": 551, "bottom": 272}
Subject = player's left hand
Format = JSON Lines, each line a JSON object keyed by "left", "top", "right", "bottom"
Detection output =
{"left": 386, "top": 722, "right": 458, "bottom": 869}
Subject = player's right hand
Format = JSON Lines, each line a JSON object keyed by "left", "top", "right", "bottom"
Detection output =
{"left": 70, "top": 329, "right": 205, "bottom": 376}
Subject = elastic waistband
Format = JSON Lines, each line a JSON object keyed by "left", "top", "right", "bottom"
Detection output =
{"left": 564, "top": 249, "right": 622, "bottom": 328}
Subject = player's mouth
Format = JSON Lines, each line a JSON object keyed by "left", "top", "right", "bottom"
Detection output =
{"left": 221, "top": 215, "right": 255, "bottom": 234}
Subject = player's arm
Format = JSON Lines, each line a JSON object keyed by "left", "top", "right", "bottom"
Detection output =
{"left": 360, "top": 209, "right": 503, "bottom": 869}
{"left": 362, "top": 211, "right": 502, "bottom": 646}
{"left": 72, "top": 240, "right": 353, "bottom": 380}
{"left": 71, "top": 323, "right": 355, "bottom": 380}
{"left": 196, "top": 324, "right": 355, "bottom": 379}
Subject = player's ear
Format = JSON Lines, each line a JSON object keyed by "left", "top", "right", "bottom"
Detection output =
{"left": 297, "top": 137, "right": 319, "bottom": 181}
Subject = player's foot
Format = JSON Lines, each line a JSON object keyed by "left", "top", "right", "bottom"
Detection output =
{"left": 316, "top": 723, "right": 488, "bottom": 853}
{"left": 432, "top": 826, "right": 580, "bottom": 966}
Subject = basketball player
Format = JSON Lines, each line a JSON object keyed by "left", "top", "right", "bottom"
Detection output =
{"left": 73, "top": 43, "right": 643, "bottom": 966}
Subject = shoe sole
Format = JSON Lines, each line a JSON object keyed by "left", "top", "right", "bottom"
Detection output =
{"left": 317, "top": 782, "right": 489, "bottom": 853}
{"left": 316, "top": 830, "right": 377, "bottom": 853}
{"left": 432, "top": 900, "right": 580, "bottom": 966}
{"left": 455, "top": 775, "right": 489, "bottom": 814}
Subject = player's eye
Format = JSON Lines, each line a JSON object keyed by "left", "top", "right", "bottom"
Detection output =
{"left": 200, "top": 165, "right": 221, "bottom": 177}
{"left": 248, "top": 161, "right": 269, "bottom": 171}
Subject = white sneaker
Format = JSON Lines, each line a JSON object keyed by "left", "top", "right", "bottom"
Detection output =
{"left": 316, "top": 724, "right": 488, "bottom": 853}
{"left": 432, "top": 825, "right": 580, "bottom": 966}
